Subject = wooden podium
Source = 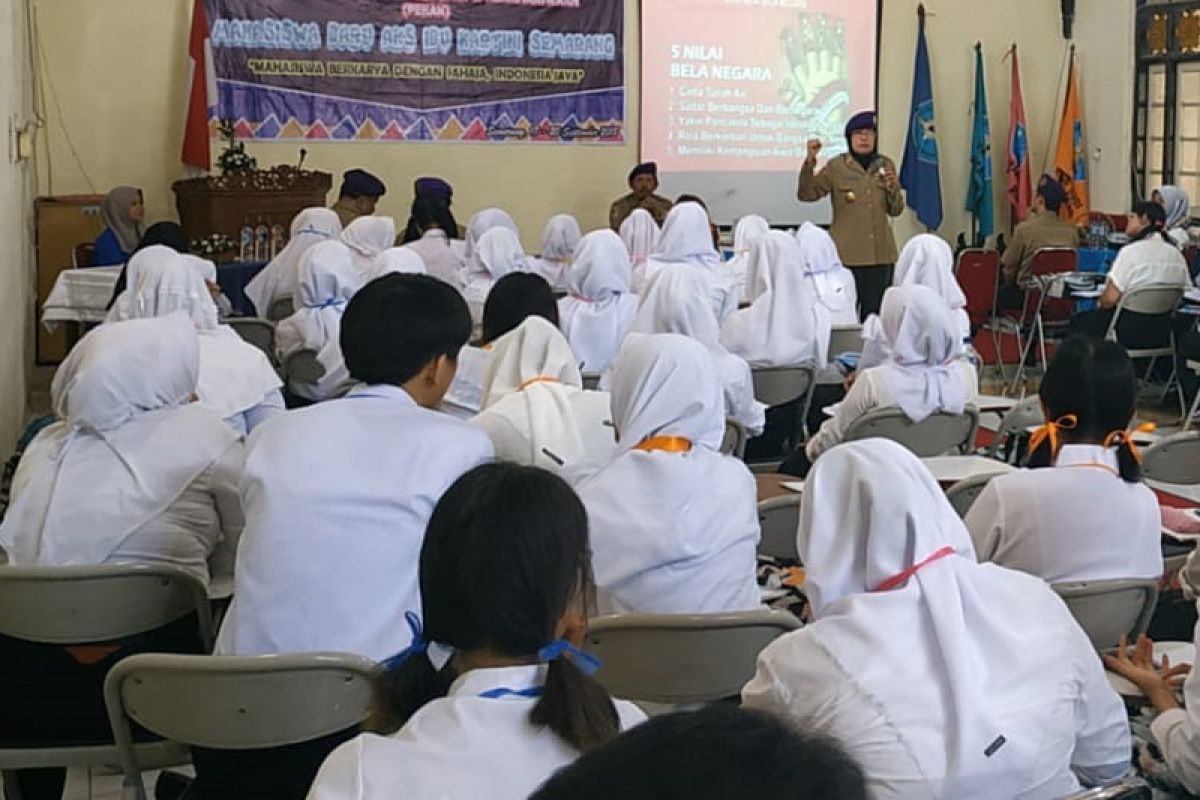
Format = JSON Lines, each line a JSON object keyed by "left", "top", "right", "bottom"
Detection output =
{"left": 172, "top": 168, "right": 333, "bottom": 256}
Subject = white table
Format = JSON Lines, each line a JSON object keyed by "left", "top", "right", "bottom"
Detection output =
{"left": 41, "top": 266, "right": 122, "bottom": 330}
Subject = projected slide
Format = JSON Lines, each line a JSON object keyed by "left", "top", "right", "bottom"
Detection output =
{"left": 642, "top": 0, "right": 880, "bottom": 222}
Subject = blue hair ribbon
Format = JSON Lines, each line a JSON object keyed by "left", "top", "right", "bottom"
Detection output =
{"left": 381, "top": 611, "right": 427, "bottom": 672}
{"left": 537, "top": 639, "right": 602, "bottom": 675}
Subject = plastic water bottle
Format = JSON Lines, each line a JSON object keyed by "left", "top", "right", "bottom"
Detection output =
{"left": 239, "top": 223, "right": 254, "bottom": 261}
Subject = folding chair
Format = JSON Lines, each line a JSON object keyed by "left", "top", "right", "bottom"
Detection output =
{"left": 104, "top": 652, "right": 378, "bottom": 800}
{"left": 756, "top": 494, "right": 800, "bottom": 562}
{"left": 953, "top": 248, "right": 1000, "bottom": 333}
{"left": 226, "top": 317, "right": 278, "bottom": 366}
{"left": 581, "top": 373, "right": 601, "bottom": 391}
{"left": 266, "top": 297, "right": 295, "bottom": 322}
{"left": 984, "top": 396, "right": 1044, "bottom": 463}
{"left": 990, "top": 248, "right": 1077, "bottom": 392}
{"left": 827, "top": 325, "right": 864, "bottom": 361}
{"left": 750, "top": 364, "right": 817, "bottom": 452}
{"left": 1141, "top": 431, "right": 1200, "bottom": 485}
{"left": 0, "top": 565, "right": 214, "bottom": 790}
{"left": 1052, "top": 579, "right": 1158, "bottom": 652}
{"left": 1187, "top": 360, "right": 1200, "bottom": 432}
{"left": 585, "top": 609, "right": 801, "bottom": 705}
{"left": 944, "top": 472, "right": 1001, "bottom": 518}
{"left": 282, "top": 349, "right": 326, "bottom": 386}
{"left": 720, "top": 418, "right": 747, "bottom": 459}
{"left": 1103, "top": 283, "right": 1186, "bottom": 413}
{"left": 1059, "top": 777, "right": 1151, "bottom": 799}
{"left": 844, "top": 406, "right": 981, "bottom": 457}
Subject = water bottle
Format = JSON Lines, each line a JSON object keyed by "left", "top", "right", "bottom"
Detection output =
{"left": 254, "top": 219, "right": 270, "bottom": 262}
{"left": 239, "top": 222, "right": 254, "bottom": 261}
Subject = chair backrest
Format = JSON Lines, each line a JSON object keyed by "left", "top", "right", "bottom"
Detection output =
{"left": 585, "top": 610, "right": 801, "bottom": 704}
{"left": 1141, "top": 431, "right": 1200, "bottom": 484}
{"left": 283, "top": 348, "right": 326, "bottom": 385}
{"left": 827, "top": 325, "right": 864, "bottom": 360}
{"left": 757, "top": 495, "right": 800, "bottom": 562}
{"left": 750, "top": 365, "right": 816, "bottom": 409}
{"left": 266, "top": 297, "right": 295, "bottom": 322}
{"left": 944, "top": 472, "right": 1001, "bottom": 517}
{"left": 1058, "top": 777, "right": 1151, "bottom": 800}
{"left": 581, "top": 373, "right": 601, "bottom": 391}
{"left": 844, "top": 405, "right": 980, "bottom": 457}
{"left": 0, "top": 564, "right": 214, "bottom": 648}
{"left": 1108, "top": 284, "right": 1184, "bottom": 332}
{"left": 985, "top": 396, "right": 1044, "bottom": 460}
{"left": 1028, "top": 248, "right": 1079, "bottom": 321}
{"left": 1052, "top": 579, "right": 1158, "bottom": 652}
{"left": 226, "top": 318, "right": 278, "bottom": 364}
{"left": 720, "top": 418, "right": 747, "bottom": 459}
{"left": 954, "top": 248, "right": 1000, "bottom": 326}
{"left": 73, "top": 242, "right": 96, "bottom": 268}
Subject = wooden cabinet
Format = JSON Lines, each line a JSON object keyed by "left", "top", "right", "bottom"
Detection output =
{"left": 35, "top": 195, "right": 105, "bottom": 364}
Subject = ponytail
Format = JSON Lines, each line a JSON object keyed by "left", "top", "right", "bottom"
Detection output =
{"left": 1130, "top": 200, "right": 1173, "bottom": 244}
{"left": 529, "top": 653, "right": 620, "bottom": 752}
{"left": 1026, "top": 414, "right": 1077, "bottom": 470}
{"left": 372, "top": 651, "right": 455, "bottom": 734}
{"left": 1103, "top": 424, "right": 1155, "bottom": 484}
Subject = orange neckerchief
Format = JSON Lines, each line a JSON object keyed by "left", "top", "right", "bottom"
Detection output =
{"left": 517, "top": 375, "right": 560, "bottom": 392}
{"left": 1103, "top": 422, "right": 1157, "bottom": 465}
{"left": 634, "top": 436, "right": 693, "bottom": 454}
{"left": 1028, "top": 414, "right": 1078, "bottom": 460}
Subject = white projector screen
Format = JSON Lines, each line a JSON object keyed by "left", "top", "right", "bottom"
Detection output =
{"left": 641, "top": 0, "right": 881, "bottom": 226}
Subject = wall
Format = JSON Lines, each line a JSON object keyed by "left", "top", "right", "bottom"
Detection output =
{"left": 31, "top": 0, "right": 1133, "bottom": 251}
{"left": 0, "top": 0, "right": 33, "bottom": 453}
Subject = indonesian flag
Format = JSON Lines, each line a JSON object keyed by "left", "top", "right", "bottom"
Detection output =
{"left": 181, "top": 0, "right": 217, "bottom": 170}
{"left": 1006, "top": 46, "right": 1033, "bottom": 227}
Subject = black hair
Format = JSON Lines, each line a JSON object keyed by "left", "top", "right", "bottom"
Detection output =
{"left": 1037, "top": 181, "right": 1065, "bottom": 213}
{"left": 480, "top": 272, "right": 560, "bottom": 345}
{"left": 674, "top": 194, "right": 708, "bottom": 210}
{"left": 1027, "top": 335, "right": 1141, "bottom": 481}
{"left": 379, "top": 462, "right": 619, "bottom": 752}
{"left": 1130, "top": 200, "right": 1174, "bottom": 244}
{"left": 106, "top": 223, "right": 191, "bottom": 309}
{"left": 340, "top": 273, "right": 471, "bottom": 387}
{"left": 530, "top": 705, "right": 868, "bottom": 800}
{"left": 402, "top": 195, "right": 460, "bottom": 245}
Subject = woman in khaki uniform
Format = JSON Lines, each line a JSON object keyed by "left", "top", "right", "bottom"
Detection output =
{"left": 798, "top": 111, "right": 904, "bottom": 319}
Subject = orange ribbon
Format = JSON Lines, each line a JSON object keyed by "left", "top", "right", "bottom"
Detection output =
{"left": 1027, "top": 413, "right": 1078, "bottom": 460}
{"left": 517, "top": 375, "right": 560, "bottom": 392}
{"left": 634, "top": 436, "right": 693, "bottom": 454}
{"left": 1102, "top": 422, "right": 1157, "bottom": 465}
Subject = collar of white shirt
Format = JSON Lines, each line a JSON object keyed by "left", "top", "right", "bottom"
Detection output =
{"left": 448, "top": 664, "right": 550, "bottom": 700}
{"left": 422, "top": 230, "right": 449, "bottom": 242}
{"left": 346, "top": 383, "right": 419, "bottom": 407}
{"left": 1054, "top": 443, "right": 1120, "bottom": 472}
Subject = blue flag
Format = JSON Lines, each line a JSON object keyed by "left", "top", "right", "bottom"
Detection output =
{"left": 900, "top": 9, "right": 943, "bottom": 230}
{"left": 965, "top": 43, "right": 995, "bottom": 243}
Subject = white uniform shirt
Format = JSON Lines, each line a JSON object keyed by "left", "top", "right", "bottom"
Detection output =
{"left": 215, "top": 384, "right": 493, "bottom": 661}
{"left": 441, "top": 345, "right": 487, "bottom": 420}
{"left": 966, "top": 444, "right": 1163, "bottom": 583}
{"left": 307, "top": 665, "right": 646, "bottom": 800}
{"left": 404, "top": 230, "right": 465, "bottom": 286}
{"left": 1108, "top": 237, "right": 1190, "bottom": 293}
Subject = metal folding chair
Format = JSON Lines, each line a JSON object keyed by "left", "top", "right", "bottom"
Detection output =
{"left": 1052, "top": 579, "right": 1158, "bottom": 652}
{"left": 750, "top": 364, "right": 817, "bottom": 453}
{"left": 991, "top": 248, "right": 1078, "bottom": 393}
{"left": 944, "top": 472, "right": 1001, "bottom": 517}
{"left": 266, "top": 297, "right": 295, "bottom": 322}
{"left": 720, "top": 418, "right": 747, "bottom": 459}
{"left": 1141, "top": 431, "right": 1200, "bottom": 485}
{"left": 844, "top": 405, "right": 981, "bottom": 457}
{"left": 1103, "top": 283, "right": 1186, "bottom": 413}
{"left": 282, "top": 349, "right": 326, "bottom": 386}
{"left": 756, "top": 494, "right": 800, "bottom": 562}
{"left": 226, "top": 317, "right": 278, "bottom": 366}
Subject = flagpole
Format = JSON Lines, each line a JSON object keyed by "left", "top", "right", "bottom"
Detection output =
{"left": 971, "top": 41, "right": 980, "bottom": 247}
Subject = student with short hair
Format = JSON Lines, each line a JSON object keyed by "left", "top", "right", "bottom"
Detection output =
{"left": 966, "top": 337, "right": 1162, "bottom": 583}
{"left": 308, "top": 462, "right": 645, "bottom": 800}
{"left": 530, "top": 705, "right": 869, "bottom": 800}
{"left": 578, "top": 334, "right": 761, "bottom": 615}
{"left": 216, "top": 274, "right": 493, "bottom": 661}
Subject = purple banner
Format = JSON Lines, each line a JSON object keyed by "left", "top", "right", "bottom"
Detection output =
{"left": 206, "top": 0, "right": 625, "bottom": 144}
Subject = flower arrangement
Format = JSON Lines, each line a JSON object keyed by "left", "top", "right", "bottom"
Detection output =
{"left": 190, "top": 233, "right": 238, "bottom": 261}
{"left": 215, "top": 119, "right": 257, "bottom": 176}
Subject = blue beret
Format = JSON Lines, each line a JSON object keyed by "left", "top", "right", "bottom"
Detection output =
{"left": 414, "top": 177, "right": 453, "bottom": 199}
{"left": 628, "top": 162, "right": 658, "bottom": 183}
{"left": 341, "top": 169, "right": 387, "bottom": 198}
{"left": 1037, "top": 174, "right": 1068, "bottom": 206}
{"left": 844, "top": 111, "right": 878, "bottom": 136}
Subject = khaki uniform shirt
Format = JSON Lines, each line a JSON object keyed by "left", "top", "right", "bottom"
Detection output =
{"left": 609, "top": 193, "right": 673, "bottom": 230}
{"left": 797, "top": 154, "right": 904, "bottom": 267}
{"left": 332, "top": 198, "right": 362, "bottom": 229}
{"left": 1001, "top": 211, "right": 1079, "bottom": 285}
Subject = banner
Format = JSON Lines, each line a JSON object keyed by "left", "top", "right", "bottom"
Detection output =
{"left": 203, "top": 0, "right": 625, "bottom": 145}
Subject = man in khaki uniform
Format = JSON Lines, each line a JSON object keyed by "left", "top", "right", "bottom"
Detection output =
{"left": 331, "top": 169, "right": 387, "bottom": 228}
{"left": 798, "top": 111, "right": 904, "bottom": 318}
{"left": 998, "top": 176, "right": 1079, "bottom": 308}
{"left": 609, "top": 162, "right": 673, "bottom": 231}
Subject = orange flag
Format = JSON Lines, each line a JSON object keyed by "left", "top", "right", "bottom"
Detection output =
{"left": 1054, "top": 49, "right": 1089, "bottom": 224}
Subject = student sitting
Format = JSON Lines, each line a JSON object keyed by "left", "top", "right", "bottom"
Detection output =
{"left": 527, "top": 214, "right": 582, "bottom": 292}
{"left": 308, "top": 462, "right": 645, "bottom": 800}
{"left": 472, "top": 317, "right": 615, "bottom": 485}
{"left": 119, "top": 253, "right": 284, "bottom": 436}
{"left": 633, "top": 265, "right": 765, "bottom": 436}
{"left": 92, "top": 185, "right": 144, "bottom": 266}
{"left": 106, "top": 220, "right": 190, "bottom": 310}
{"left": 340, "top": 215, "right": 397, "bottom": 276}
{"left": 578, "top": 334, "right": 761, "bottom": 615}
{"left": 966, "top": 337, "right": 1162, "bottom": 583}
{"left": 619, "top": 207, "right": 660, "bottom": 275}
{"left": 721, "top": 230, "right": 830, "bottom": 368}
{"left": 463, "top": 207, "right": 520, "bottom": 260}
{"left": 727, "top": 214, "right": 770, "bottom": 304}
{"left": 891, "top": 233, "right": 971, "bottom": 344}
{"left": 641, "top": 202, "right": 738, "bottom": 321}
{"left": 362, "top": 247, "right": 426, "bottom": 284}
{"left": 276, "top": 241, "right": 362, "bottom": 402}
{"left": 245, "top": 208, "right": 342, "bottom": 317}
{"left": 216, "top": 274, "right": 492, "bottom": 661}
{"left": 459, "top": 226, "right": 528, "bottom": 326}
{"left": 105, "top": 244, "right": 179, "bottom": 323}
{"left": 1153, "top": 183, "right": 1192, "bottom": 248}
{"left": 744, "top": 439, "right": 1131, "bottom": 800}
{"left": 558, "top": 229, "right": 638, "bottom": 374}
{"left": 1069, "top": 200, "right": 1190, "bottom": 347}
{"left": 530, "top": 705, "right": 868, "bottom": 800}
{"left": 442, "top": 272, "right": 560, "bottom": 420}
{"left": 795, "top": 221, "right": 859, "bottom": 327}
{"left": 783, "top": 284, "right": 978, "bottom": 476}
{"left": 402, "top": 194, "right": 464, "bottom": 285}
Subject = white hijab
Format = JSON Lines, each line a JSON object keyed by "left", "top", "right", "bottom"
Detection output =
{"left": 460, "top": 226, "right": 527, "bottom": 292}
{"left": 619, "top": 208, "right": 659, "bottom": 266}
{"left": 721, "top": 231, "right": 830, "bottom": 368}
{"left": 105, "top": 246, "right": 181, "bottom": 323}
{"left": 363, "top": 247, "right": 427, "bottom": 283}
{"left": 1156, "top": 184, "right": 1191, "bottom": 229}
{"left": 477, "top": 317, "right": 598, "bottom": 476}
{"left": 796, "top": 222, "right": 858, "bottom": 322}
{"left": 276, "top": 241, "right": 362, "bottom": 399}
{"left": 527, "top": 214, "right": 582, "bottom": 291}
{"left": 121, "top": 256, "right": 281, "bottom": 419}
{"left": 559, "top": 230, "right": 638, "bottom": 373}
{"left": 0, "top": 314, "right": 237, "bottom": 566}
{"left": 729, "top": 215, "right": 770, "bottom": 302}
{"left": 244, "top": 208, "right": 341, "bottom": 315}
{"left": 632, "top": 264, "right": 723, "bottom": 352}
{"left": 799, "top": 439, "right": 1044, "bottom": 799}
{"left": 341, "top": 216, "right": 397, "bottom": 274}
{"left": 873, "top": 284, "right": 967, "bottom": 422}
{"left": 894, "top": 234, "right": 967, "bottom": 312}
{"left": 650, "top": 202, "right": 720, "bottom": 266}
{"left": 464, "top": 207, "right": 520, "bottom": 259}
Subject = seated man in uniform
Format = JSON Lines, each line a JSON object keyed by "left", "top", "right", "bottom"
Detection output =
{"left": 331, "top": 168, "right": 387, "bottom": 228}
{"left": 610, "top": 162, "right": 673, "bottom": 230}
{"left": 998, "top": 175, "right": 1079, "bottom": 309}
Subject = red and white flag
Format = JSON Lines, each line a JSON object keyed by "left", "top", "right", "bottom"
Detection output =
{"left": 1006, "top": 45, "right": 1033, "bottom": 226}
{"left": 181, "top": 0, "right": 217, "bottom": 170}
